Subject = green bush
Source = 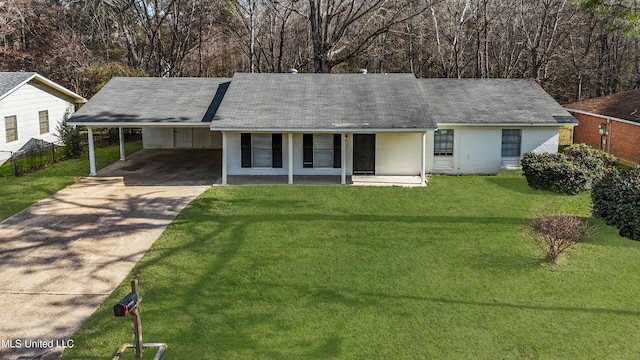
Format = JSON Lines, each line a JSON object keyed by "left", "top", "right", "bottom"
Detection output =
{"left": 521, "top": 144, "right": 618, "bottom": 195}
{"left": 521, "top": 152, "right": 589, "bottom": 194}
{"left": 591, "top": 167, "right": 640, "bottom": 240}
{"left": 564, "top": 143, "right": 618, "bottom": 179}
{"left": 56, "top": 118, "right": 83, "bottom": 159}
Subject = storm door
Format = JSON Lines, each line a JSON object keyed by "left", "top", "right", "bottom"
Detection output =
{"left": 353, "top": 134, "right": 375, "bottom": 174}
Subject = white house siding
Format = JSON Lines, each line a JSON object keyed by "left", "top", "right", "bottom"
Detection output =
{"left": 448, "top": 127, "right": 502, "bottom": 174}
{"left": 226, "top": 132, "right": 350, "bottom": 176}
{"left": 142, "top": 127, "right": 221, "bottom": 149}
{"left": 0, "top": 82, "right": 74, "bottom": 154}
{"left": 223, "top": 128, "right": 560, "bottom": 177}
{"left": 142, "top": 128, "right": 173, "bottom": 148}
{"left": 225, "top": 131, "right": 428, "bottom": 177}
{"left": 432, "top": 126, "right": 560, "bottom": 174}
{"left": 293, "top": 133, "right": 346, "bottom": 176}
{"left": 225, "top": 132, "right": 289, "bottom": 176}
{"left": 522, "top": 127, "right": 559, "bottom": 154}
{"left": 375, "top": 132, "right": 423, "bottom": 175}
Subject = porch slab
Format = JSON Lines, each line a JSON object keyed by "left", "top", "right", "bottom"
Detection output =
{"left": 351, "top": 175, "right": 425, "bottom": 187}
{"left": 220, "top": 175, "right": 426, "bottom": 187}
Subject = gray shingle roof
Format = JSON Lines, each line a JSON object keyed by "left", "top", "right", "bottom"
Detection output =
{"left": 69, "top": 77, "right": 231, "bottom": 126}
{"left": 419, "top": 78, "right": 577, "bottom": 125}
{"left": 0, "top": 72, "right": 36, "bottom": 99}
{"left": 211, "top": 73, "right": 437, "bottom": 131}
{"left": 68, "top": 74, "right": 574, "bottom": 129}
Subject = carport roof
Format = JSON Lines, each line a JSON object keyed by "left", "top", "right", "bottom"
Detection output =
{"left": 210, "top": 72, "right": 438, "bottom": 132}
{"left": 68, "top": 77, "right": 231, "bottom": 127}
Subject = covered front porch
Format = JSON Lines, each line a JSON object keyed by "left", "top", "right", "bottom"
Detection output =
{"left": 219, "top": 131, "right": 430, "bottom": 186}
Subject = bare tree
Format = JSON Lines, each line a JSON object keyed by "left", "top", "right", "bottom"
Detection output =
{"left": 299, "top": 0, "right": 430, "bottom": 73}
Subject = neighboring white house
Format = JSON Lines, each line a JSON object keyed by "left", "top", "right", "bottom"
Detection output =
{"left": 68, "top": 72, "right": 576, "bottom": 184}
{"left": 0, "top": 72, "right": 86, "bottom": 162}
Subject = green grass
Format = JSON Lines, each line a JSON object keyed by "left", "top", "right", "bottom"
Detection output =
{"left": 0, "top": 141, "right": 142, "bottom": 221}
{"left": 64, "top": 171, "right": 640, "bottom": 359}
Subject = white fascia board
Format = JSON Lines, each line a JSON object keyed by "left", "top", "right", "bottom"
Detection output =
{"left": 32, "top": 74, "right": 87, "bottom": 103}
{"left": 0, "top": 73, "right": 87, "bottom": 103}
{"left": 74, "top": 122, "right": 212, "bottom": 128}
{"left": 211, "top": 127, "right": 436, "bottom": 133}
{"left": 436, "top": 123, "right": 577, "bottom": 128}
{"left": 565, "top": 108, "right": 640, "bottom": 127}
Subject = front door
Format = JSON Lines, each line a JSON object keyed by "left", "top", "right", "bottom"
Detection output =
{"left": 353, "top": 134, "right": 375, "bottom": 174}
{"left": 174, "top": 128, "right": 193, "bottom": 148}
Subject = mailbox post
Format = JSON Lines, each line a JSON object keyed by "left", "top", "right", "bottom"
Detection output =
{"left": 113, "top": 279, "right": 143, "bottom": 358}
{"left": 130, "top": 279, "right": 143, "bottom": 358}
{"left": 113, "top": 279, "right": 167, "bottom": 360}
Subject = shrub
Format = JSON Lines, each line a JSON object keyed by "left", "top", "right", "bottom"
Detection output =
{"left": 521, "top": 144, "right": 617, "bottom": 195}
{"left": 521, "top": 152, "right": 589, "bottom": 194}
{"left": 592, "top": 167, "right": 640, "bottom": 240}
{"left": 529, "top": 215, "right": 596, "bottom": 264}
{"left": 564, "top": 143, "right": 618, "bottom": 181}
{"left": 57, "top": 118, "right": 83, "bottom": 159}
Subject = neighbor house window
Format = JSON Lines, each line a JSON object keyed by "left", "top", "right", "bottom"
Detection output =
{"left": 241, "top": 133, "right": 282, "bottom": 168}
{"left": 501, "top": 129, "right": 521, "bottom": 157}
{"left": 434, "top": 129, "right": 454, "bottom": 156}
{"left": 39, "top": 110, "right": 49, "bottom": 134}
{"left": 5, "top": 115, "right": 17, "bottom": 142}
{"left": 303, "top": 134, "right": 341, "bottom": 168}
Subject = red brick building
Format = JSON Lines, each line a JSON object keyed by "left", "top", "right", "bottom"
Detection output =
{"left": 564, "top": 89, "right": 640, "bottom": 166}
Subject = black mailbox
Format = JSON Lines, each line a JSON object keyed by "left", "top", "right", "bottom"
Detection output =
{"left": 114, "top": 292, "right": 138, "bottom": 317}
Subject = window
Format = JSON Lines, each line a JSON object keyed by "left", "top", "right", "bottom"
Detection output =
{"left": 303, "top": 134, "right": 341, "bottom": 168}
{"left": 39, "top": 110, "right": 49, "bottom": 134}
{"left": 252, "top": 133, "right": 272, "bottom": 167}
{"left": 501, "top": 129, "right": 521, "bottom": 157}
{"left": 5, "top": 115, "right": 17, "bottom": 142}
{"left": 434, "top": 129, "right": 454, "bottom": 156}
{"left": 241, "top": 133, "right": 282, "bottom": 168}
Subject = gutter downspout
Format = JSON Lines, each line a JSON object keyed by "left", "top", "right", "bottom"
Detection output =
{"left": 608, "top": 119, "right": 612, "bottom": 154}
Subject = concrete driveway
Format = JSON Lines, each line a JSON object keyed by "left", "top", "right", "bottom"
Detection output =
{"left": 0, "top": 149, "right": 218, "bottom": 359}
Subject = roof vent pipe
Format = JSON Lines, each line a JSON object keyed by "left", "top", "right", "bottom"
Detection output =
{"left": 358, "top": 69, "right": 367, "bottom": 74}
{"left": 288, "top": 68, "right": 298, "bottom": 74}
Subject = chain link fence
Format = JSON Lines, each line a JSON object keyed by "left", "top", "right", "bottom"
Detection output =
{"left": 0, "top": 138, "right": 64, "bottom": 177}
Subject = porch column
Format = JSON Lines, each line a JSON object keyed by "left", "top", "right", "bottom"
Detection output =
{"left": 420, "top": 132, "right": 426, "bottom": 186}
{"left": 288, "top": 132, "right": 293, "bottom": 184}
{"left": 221, "top": 132, "right": 228, "bottom": 185}
{"left": 341, "top": 133, "right": 346, "bottom": 184}
{"left": 87, "top": 127, "right": 97, "bottom": 176}
{"left": 118, "top": 127, "right": 125, "bottom": 161}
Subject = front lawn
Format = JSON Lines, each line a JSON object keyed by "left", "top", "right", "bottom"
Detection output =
{"left": 64, "top": 172, "right": 640, "bottom": 359}
{"left": 0, "top": 141, "right": 142, "bottom": 221}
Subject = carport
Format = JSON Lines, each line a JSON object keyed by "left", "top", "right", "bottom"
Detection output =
{"left": 68, "top": 77, "right": 230, "bottom": 176}
{"left": 97, "top": 148, "right": 221, "bottom": 185}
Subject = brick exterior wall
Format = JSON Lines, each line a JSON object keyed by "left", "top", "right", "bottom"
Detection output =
{"left": 572, "top": 113, "right": 640, "bottom": 165}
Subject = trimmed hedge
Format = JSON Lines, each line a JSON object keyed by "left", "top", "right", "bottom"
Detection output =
{"left": 521, "top": 144, "right": 618, "bottom": 195}
{"left": 591, "top": 167, "right": 640, "bottom": 240}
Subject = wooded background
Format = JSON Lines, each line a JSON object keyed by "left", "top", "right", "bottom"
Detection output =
{"left": 1, "top": 0, "right": 638, "bottom": 103}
